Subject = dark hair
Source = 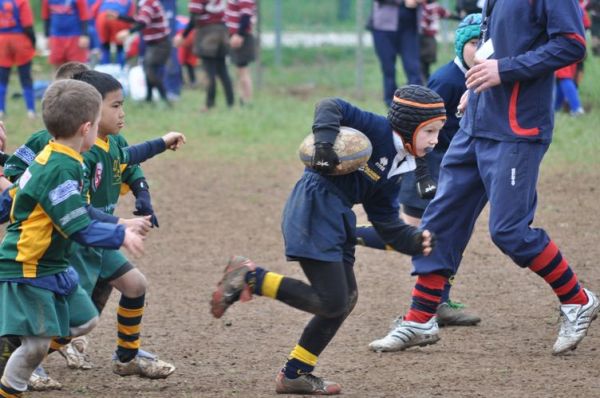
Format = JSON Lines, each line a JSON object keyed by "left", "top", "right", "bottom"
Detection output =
{"left": 54, "top": 62, "right": 90, "bottom": 80}
{"left": 72, "top": 70, "right": 123, "bottom": 99}
{"left": 42, "top": 80, "right": 102, "bottom": 139}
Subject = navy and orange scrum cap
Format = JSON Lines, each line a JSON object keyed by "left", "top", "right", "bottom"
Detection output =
{"left": 388, "top": 85, "right": 447, "bottom": 156}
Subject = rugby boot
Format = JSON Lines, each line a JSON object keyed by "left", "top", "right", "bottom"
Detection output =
{"left": 436, "top": 300, "right": 481, "bottom": 327}
{"left": 275, "top": 370, "right": 341, "bottom": 395}
{"left": 112, "top": 349, "right": 175, "bottom": 379}
{"left": 369, "top": 316, "right": 440, "bottom": 352}
{"left": 28, "top": 366, "right": 62, "bottom": 391}
{"left": 210, "top": 255, "right": 256, "bottom": 318}
{"left": 58, "top": 336, "right": 93, "bottom": 369}
{"left": 553, "top": 288, "right": 600, "bottom": 355}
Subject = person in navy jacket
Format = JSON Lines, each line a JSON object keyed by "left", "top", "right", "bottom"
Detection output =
{"left": 369, "top": 0, "right": 600, "bottom": 356}
{"left": 209, "top": 85, "right": 446, "bottom": 395}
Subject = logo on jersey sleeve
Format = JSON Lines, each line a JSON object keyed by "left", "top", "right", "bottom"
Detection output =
{"left": 49, "top": 180, "right": 80, "bottom": 205}
{"left": 93, "top": 162, "right": 103, "bottom": 192}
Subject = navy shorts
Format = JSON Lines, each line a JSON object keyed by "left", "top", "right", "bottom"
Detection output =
{"left": 281, "top": 171, "right": 356, "bottom": 265}
{"left": 398, "top": 149, "right": 444, "bottom": 218}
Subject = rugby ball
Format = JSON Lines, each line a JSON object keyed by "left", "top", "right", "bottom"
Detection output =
{"left": 298, "top": 126, "right": 372, "bottom": 176}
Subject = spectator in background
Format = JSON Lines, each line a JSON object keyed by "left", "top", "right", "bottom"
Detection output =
{"left": 368, "top": 0, "right": 424, "bottom": 106}
{"left": 42, "top": 0, "right": 91, "bottom": 69}
{"left": 112, "top": 0, "right": 172, "bottom": 106}
{"left": 455, "top": 0, "right": 482, "bottom": 18}
{"left": 555, "top": 63, "right": 585, "bottom": 116}
{"left": 160, "top": 0, "right": 183, "bottom": 101}
{"left": 589, "top": 0, "right": 600, "bottom": 56}
{"left": 176, "top": 15, "right": 199, "bottom": 87}
{"left": 226, "top": 0, "right": 257, "bottom": 106}
{"left": 0, "top": 0, "right": 36, "bottom": 119}
{"left": 93, "top": 0, "right": 135, "bottom": 67}
{"left": 175, "top": 0, "right": 234, "bottom": 111}
{"left": 419, "top": 0, "right": 455, "bottom": 82}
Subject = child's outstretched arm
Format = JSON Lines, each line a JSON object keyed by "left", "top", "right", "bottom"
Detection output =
{"left": 129, "top": 177, "right": 159, "bottom": 227}
{"left": 124, "top": 132, "right": 186, "bottom": 165}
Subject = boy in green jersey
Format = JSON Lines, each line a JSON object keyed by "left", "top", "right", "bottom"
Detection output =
{"left": 0, "top": 79, "right": 144, "bottom": 398}
{"left": 1, "top": 71, "right": 184, "bottom": 385}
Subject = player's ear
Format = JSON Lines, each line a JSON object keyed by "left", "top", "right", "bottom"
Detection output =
{"left": 80, "top": 121, "right": 92, "bottom": 137}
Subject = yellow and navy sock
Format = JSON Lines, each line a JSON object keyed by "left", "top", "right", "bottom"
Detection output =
{"left": 48, "top": 337, "right": 71, "bottom": 354}
{"left": 245, "top": 267, "right": 284, "bottom": 299}
{"left": 405, "top": 273, "right": 447, "bottom": 323}
{"left": 0, "top": 381, "right": 22, "bottom": 398}
{"left": 116, "top": 294, "right": 145, "bottom": 362}
{"left": 529, "top": 241, "right": 587, "bottom": 305}
{"left": 283, "top": 344, "right": 318, "bottom": 379}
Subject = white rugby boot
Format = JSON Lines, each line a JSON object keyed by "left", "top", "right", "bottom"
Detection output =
{"left": 553, "top": 288, "right": 600, "bottom": 355}
{"left": 369, "top": 316, "right": 440, "bottom": 352}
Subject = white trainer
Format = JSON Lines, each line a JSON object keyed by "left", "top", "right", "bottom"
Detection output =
{"left": 369, "top": 316, "right": 440, "bottom": 352}
{"left": 58, "top": 336, "right": 93, "bottom": 369}
{"left": 553, "top": 288, "right": 600, "bottom": 355}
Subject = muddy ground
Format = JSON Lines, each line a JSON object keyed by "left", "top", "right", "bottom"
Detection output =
{"left": 28, "top": 158, "right": 600, "bottom": 397}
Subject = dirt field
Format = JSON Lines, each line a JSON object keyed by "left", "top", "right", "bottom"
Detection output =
{"left": 29, "top": 158, "right": 600, "bottom": 398}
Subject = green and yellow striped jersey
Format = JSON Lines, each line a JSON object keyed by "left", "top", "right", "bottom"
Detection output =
{"left": 84, "top": 135, "right": 144, "bottom": 215}
{"left": 0, "top": 142, "right": 91, "bottom": 278}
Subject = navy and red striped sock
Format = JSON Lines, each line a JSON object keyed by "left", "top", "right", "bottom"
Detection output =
{"left": 405, "top": 273, "right": 448, "bottom": 323}
{"left": 529, "top": 241, "right": 587, "bottom": 305}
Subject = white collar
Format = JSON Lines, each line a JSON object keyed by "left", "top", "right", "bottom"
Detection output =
{"left": 388, "top": 133, "right": 416, "bottom": 178}
{"left": 454, "top": 56, "right": 469, "bottom": 76}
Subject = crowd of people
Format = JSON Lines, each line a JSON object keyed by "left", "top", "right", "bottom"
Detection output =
{"left": 0, "top": 0, "right": 257, "bottom": 119}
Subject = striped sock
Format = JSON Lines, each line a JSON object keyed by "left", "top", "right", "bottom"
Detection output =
{"left": 245, "top": 267, "right": 284, "bottom": 298}
{"left": 283, "top": 344, "right": 317, "bottom": 379}
{"left": 405, "top": 273, "right": 448, "bottom": 323}
{"left": 0, "top": 382, "right": 22, "bottom": 397}
{"left": 116, "top": 294, "right": 145, "bottom": 363}
{"left": 48, "top": 337, "right": 71, "bottom": 354}
{"left": 529, "top": 241, "right": 587, "bottom": 305}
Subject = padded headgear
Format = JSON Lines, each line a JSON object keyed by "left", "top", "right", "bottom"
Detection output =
{"left": 455, "top": 13, "right": 482, "bottom": 68}
{"left": 387, "top": 85, "right": 446, "bottom": 155}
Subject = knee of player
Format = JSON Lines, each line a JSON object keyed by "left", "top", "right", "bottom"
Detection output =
{"left": 70, "top": 316, "right": 100, "bottom": 337}
{"left": 116, "top": 269, "right": 148, "bottom": 297}
{"left": 489, "top": 224, "right": 521, "bottom": 253}
{"left": 320, "top": 294, "right": 352, "bottom": 318}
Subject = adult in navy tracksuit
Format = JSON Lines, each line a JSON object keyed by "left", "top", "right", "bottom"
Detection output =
{"left": 370, "top": 0, "right": 600, "bottom": 356}
{"left": 209, "top": 85, "right": 445, "bottom": 395}
{"left": 368, "top": 0, "right": 423, "bottom": 106}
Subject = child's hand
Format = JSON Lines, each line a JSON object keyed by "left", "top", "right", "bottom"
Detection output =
{"left": 419, "top": 230, "right": 435, "bottom": 256}
{"left": 173, "top": 34, "right": 184, "bottom": 48}
{"left": 162, "top": 131, "right": 186, "bottom": 151}
{"left": 230, "top": 33, "right": 244, "bottom": 49}
{"left": 119, "top": 216, "right": 152, "bottom": 236}
{"left": 0, "top": 121, "right": 7, "bottom": 152}
{"left": 116, "top": 30, "right": 130, "bottom": 43}
{"left": 78, "top": 35, "right": 90, "bottom": 49}
{"left": 123, "top": 228, "right": 145, "bottom": 257}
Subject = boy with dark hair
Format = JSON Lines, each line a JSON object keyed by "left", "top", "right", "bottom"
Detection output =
{"left": 0, "top": 79, "right": 144, "bottom": 397}
{"left": 210, "top": 85, "right": 444, "bottom": 395}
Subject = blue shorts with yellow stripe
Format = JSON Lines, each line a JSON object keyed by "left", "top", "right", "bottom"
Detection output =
{"left": 281, "top": 171, "right": 356, "bottom": 265}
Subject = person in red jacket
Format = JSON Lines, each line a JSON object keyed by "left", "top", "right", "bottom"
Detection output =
{"left": 0, "top": 0, "right": 36, "bottom": 119}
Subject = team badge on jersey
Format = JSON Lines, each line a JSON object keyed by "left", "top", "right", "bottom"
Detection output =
{"left": 93, "top": 162, "right": 104, "bottom": 192}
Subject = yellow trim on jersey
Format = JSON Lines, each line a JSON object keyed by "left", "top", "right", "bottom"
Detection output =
{"left": 94, "top": 137, "right": 110, "bottom": 152}
{"left": 46, "top": 141, "right": 83, "bottom": 162}
{"left": 15, "top": 204, "right": 53, "bottom": 278}
{"left": 117, "top": 307, "right": 144, "bottom": 318}
{"left": 261, "top": 272, "right": 284, "bottom": 298}
{"left": 117, "top": 339, "right": 141, "bottom": 350}
{"left": 289, "top": 344, "right": 318, "bottom": 367}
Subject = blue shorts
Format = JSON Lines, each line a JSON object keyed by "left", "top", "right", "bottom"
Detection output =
{"left": 282, "top": 171, "right": 356, "bottom": 265}
{"left": 398, "top": 149, "right": 444, "bottom": 217}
